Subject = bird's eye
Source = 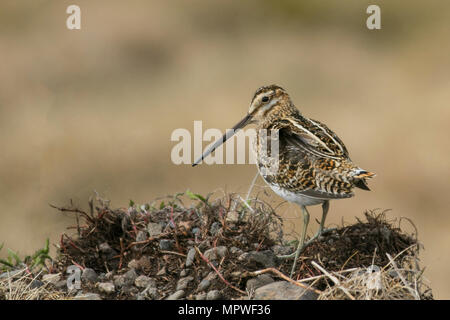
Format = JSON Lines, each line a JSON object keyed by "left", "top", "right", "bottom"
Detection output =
{"left": 262, "top": 96, "right": 269, "bottom": 103}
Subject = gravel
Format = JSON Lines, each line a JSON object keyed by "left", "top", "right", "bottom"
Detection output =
{"left": 98, "top": 282, "right": 115, "bottom": 294}
{"left": 185, "top": 248, "right": 196, "bottom": 267}
{"left": 197, "top": 279, "right": 211, "bottom": 291}
{"left": 166, "top": 290, "right": 185, "bottom": 300}
{"left": 176, "top": 276, "right": 194, "bottom": 291}
{"left": 81, "top": 268, "right": 98, "bottom": 283}
{"left": 206, "top": 290, "right": 222, "bottom": 300}
{"left": 253, "top": 281, "right": 318, "bottom": 300}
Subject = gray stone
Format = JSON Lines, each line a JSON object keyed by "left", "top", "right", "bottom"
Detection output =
{"left": 148, "top": 222, "right": 162, "bottom": 237}
{"left": 0, "top": 269, "right": 25, "bottom": 279}
{"left": 54, "top": 280, "right": 68, "bottom": 290}
{"left": 185, "top": 248, "right": 196, "bottom": 267}
{"left": 159, "top": 239, "right": 174, "bottom": 251}
{"left": 30, "top": 280, "right": 44, "bottom": 289}
{"left": 176, "top": 276, "right": 194, "bottom": 291}
{"left": 99, "top": 242, "right": 114, "bottom": 254}
{"left": 128, "top": 259, "right": 139, "bottom": 270}
{"left": 195, "top": 292, "right": 207, "bottom": 300}
{"left": 135, "top": 294, "right": 146, "bottom": 300}
{"left": 166, "top": 290, "right": 185, "bottom": 300}
{"left": 144, "top": 287, "right": 160, "bottom": 300}
{"left": 205, "top": 271, "right": 218, "bottom": 281}
{"left": 209, "top": 222, "right": 222, "bottom": 235}
{"left": 180, "top": 269, "right": 189, "bottom": 277}
{"left": 197, "top": 279, "right": 211, "bottom": 291}
{"left": 204, "top": 246, "right": 228, "bottom": 261}
{"left": 253, "top": 281, "right": 318, "bottom": 300}
{"left": 42, "top": 273, "right": 61, "bottom": 284}
{"left": 226, "top": 211, "right": 239, "bottom": 223}
{"left": 114, "top": 269, "right": 137, "bottom": 288}
{"left": 271, "top": 245, "right": 293, "bottom": 256}
{"left": 135, "top": 275, "right": 155, "bottom": 288}
{"left": 206, "top": 290, "right": 222, "bottom": 300}
{"left": 74, "top": 292, "right": 102, "bottom": 300}
{"left": 238, "top": 250, "right": 278, "bottom": 268}
{"left": 230, "top": 247, "right": 243, "bottom": 255}
{"left": 81, "top": 268, "right": 98, "bottom": 283}
{"left": 136, "top": 230, "right": 147, "bottom": 242}
{"left": 98, "top": 282, "right": 115, "bottom": 294}
{"left": 246, "top": 274, "right": 274, "bottom": 291}
{"left": 124, "top": 269, "right": 137, "bottom": 282}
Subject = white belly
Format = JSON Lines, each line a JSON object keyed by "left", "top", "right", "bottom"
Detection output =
{"left": 269, "top": 184, "right": 325, "bottom": 207}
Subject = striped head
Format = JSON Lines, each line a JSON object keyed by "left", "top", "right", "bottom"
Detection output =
{"left": 248, "top": 84, "right": 294, "bottom": 122}
{"left": 192, "top": 84, "right": 294, "bottom": 166}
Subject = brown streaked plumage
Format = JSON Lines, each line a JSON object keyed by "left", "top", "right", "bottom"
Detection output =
{"left": 193, "top": 84, "right": 375, "bottom": 277}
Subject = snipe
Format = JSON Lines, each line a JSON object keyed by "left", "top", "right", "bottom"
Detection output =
{"left": 193, "top": 84, "right": 375, "bottom": 277}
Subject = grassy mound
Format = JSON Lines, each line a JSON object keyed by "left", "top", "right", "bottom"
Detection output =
{"left": 0, "top": 191, "right": 433, "bottom": 300}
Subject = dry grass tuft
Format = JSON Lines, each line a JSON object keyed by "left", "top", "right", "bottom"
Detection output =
{"left": 0, "top": 268, "right": 66, "bottom": 300}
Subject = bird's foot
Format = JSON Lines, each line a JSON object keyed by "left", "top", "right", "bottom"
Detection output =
{"left": 277, "top": 228, "right": 335, "bottom": 260}
{"left": 304, "top": 227, "right": 335, "bottom": 247}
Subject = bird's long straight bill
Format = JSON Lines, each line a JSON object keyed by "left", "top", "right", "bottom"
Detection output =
{"left": 192, "top": 114, "right": 252, "bottom": 166}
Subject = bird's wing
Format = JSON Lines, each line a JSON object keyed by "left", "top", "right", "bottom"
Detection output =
{"left": 274, "top": 117, "right": 350, "bottom": 160}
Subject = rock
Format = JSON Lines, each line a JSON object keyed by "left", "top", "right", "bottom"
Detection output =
{"left": 128, "top": 259, "right": 139, "bottom": 270}
{"left": 226, "top": 211, "right": 239, "bottom": 223}
{"left": 30, "top": 280, "right": 44, "bottom": 289}
{"left": 135, "top": 294, "right": 146, "bottom": 300}
{"left": 135, "top": 275, "right": 155, "bottom": 288}
{"left": 239, "top": 250, "right": 278, "bottom": 268}
{"left": 195, "top": 292, "right": 207, "bottom": 300}
{"left": 253, "top": 281, "right": 318, "bottom": 300}
{"left": 209, "top": 222, "right": 222, "bottom": 236}
{"left": 121, "top": 285, "right": 139, "bottom": 295}
{"left": 74, "top": 292, "right": 102, "bottom": 300}
{"left": 246, "top": 274, "right": 274, "bottom": 291}
{"left": 136, "top": 230, "right": 147, "bottom": 242}
{"left": 54, "top": 280, "right": 68, "bottom": 290}
{"left": 81, "top": 268, "right": 98, "bottom": 283}
{"left": 99, "top": 242, "right": 114, "bottom": 254}
{"left": 204, "top": 246, "right": 228, "bottom": 261}
{"left": 197, "top": 279, "right": 211, "bottom": 291}
{"left": 98, "top": 282, "right": 115, "bottom": 294}
{"left": 129, "top": 256, "right": 152, "bottom": 271}
{"left": 176, "top": 276, "right": 194, "bottom": 291}
{"left": 144, "top": 287, "right": 159, "bottom": 299}
{"left": 166, "top": 290, "right": 185, "bottom": 300}
{"left": 271, "top": 245, "right": 293, "bottom": 256}
{"left": 0, "top": 269, "right": 25, "bottom": 279}
{"left": 206, "top": 290, "right": 222, "bottom": 300}
{"left": 185, "top": 248, "right": 196, "bottom": 267}
{"left": 42, "top": 273, "right": 61, "bottom": 284}
{"left": 230, "top": 247, "right": 243, "bottom": 255}
{"left": 159, "top": 239, "right": 174, "bottom": 251}
{"left": 114, "top": 269, "right": 137, "bottom": 288}
{"left": 148, "top": 222, "right": 163, "bottom": 237}
{"left": 125, "top": 269, "right": 137, "bottom": 282}
{"left": 180, "top": 269, "right": 189, "bottom": 277}
{"left": 204, "top": 271, "right": 218, "bottom": 281}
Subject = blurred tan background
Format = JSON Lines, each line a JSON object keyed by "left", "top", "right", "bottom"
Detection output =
{"left": 0, "top": 0, "right": 449, "bottom": 298}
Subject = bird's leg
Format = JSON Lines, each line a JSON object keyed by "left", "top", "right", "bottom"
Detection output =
{"left": 288, "top": 205, "right": 310, "bottom": 278}
{"left": 277, "top": 205, "right": 310, "bottom": 260}
{"left": 305, "top": 200, "right": 334, "bottom": 246}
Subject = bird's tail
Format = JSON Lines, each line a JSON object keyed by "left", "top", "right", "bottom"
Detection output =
{"left": 353, "top": 169, "right": 376, "bottom": 191}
